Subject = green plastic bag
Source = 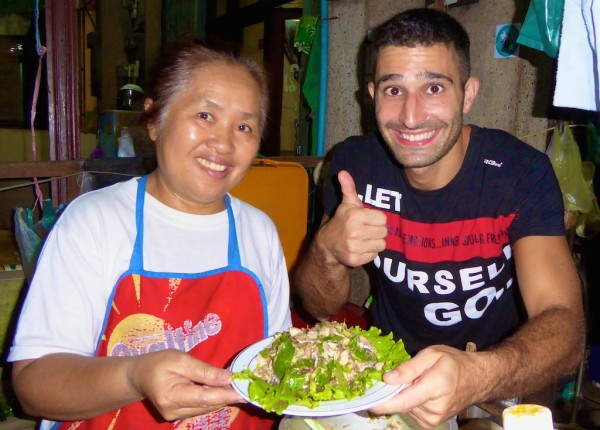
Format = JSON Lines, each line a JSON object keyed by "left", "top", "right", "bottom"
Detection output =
{"left": 546, "top": 126, "right": 594, "bottom": 214}
{"left": 576, "top": 162, "right": 600, "bottom": 238}
{"left": 14, "top": 198, "right": 64, "bottom": 283}
{"left": 587, "top": 122, "right": 600, "bottom": 165}
{"left": 516, "top": 0, "right": 564, "bottom": 58}
{"left": 294, "top": 16, "right": 318, "bottom": 55}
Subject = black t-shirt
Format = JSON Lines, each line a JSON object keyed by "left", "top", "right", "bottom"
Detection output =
{"left": 324, "top": 126, "right": 565, "bottom": 355}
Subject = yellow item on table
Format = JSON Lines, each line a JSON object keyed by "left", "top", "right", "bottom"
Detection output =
{"left": 502, "top": 404, "right": 553, "bottom": 430}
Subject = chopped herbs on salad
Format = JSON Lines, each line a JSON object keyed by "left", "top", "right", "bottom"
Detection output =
{"left": 233, "top": 321, "right": 411, "bottom": 414}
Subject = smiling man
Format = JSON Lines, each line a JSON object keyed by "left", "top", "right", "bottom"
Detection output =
{"left": 294, "top": 8, "right": 584, "bottom": 429}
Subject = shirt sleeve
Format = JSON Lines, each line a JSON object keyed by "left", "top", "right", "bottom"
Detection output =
{"left": 8, "top": 198, "right": 111, "bottom": 361}
{"left": 508, "top": 153, "right": 566, "bottom": 241}
{"left": 265, "top": 232, "right": 292, "bottom": 336}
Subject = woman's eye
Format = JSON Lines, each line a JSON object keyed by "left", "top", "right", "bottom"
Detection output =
{"left": 383, "top": 86, "right": 402, "bottom": 96}
{"left": 198, "top": 112, "right": 213, "bottom": 121}
{"left": 427, "top": 84, "right": 444, "bottom": 94}
{"left": 238, "top": 124, "right": 253, "bottom": 133}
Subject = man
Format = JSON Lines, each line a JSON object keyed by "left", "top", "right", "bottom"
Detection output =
{"left": 294, "top": 8, "right": 584, "bottom": 429}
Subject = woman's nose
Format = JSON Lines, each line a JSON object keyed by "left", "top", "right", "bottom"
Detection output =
{"left": 206, "top": 125, "right": 235, "bottom": 153}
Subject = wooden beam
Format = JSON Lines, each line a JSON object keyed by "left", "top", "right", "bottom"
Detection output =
{"left": 0, "top": 160, "right": 82, "bottom": 179}
{"left": 45, "top": 1, "right": 80, "bottom": 161}
{"left": 0, "top": 160, "right": 83, "bottom": 204}
{"left": 45, "top": 0, "right": 80, "bottom": 204}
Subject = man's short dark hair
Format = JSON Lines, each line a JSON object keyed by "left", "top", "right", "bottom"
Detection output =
{"left": 371, "top": 8, "right": 471, "bottom": 82}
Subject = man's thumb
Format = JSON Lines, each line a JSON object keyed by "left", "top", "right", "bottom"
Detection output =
{"left": 338, "top": 170, "right": 363, "bottom": 207}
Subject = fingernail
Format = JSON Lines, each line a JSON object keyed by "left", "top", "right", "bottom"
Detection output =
{"left": 219, "top": 369, "right": 233, "bottom": 380}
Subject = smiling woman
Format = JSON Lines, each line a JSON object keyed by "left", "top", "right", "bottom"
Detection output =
{"left": 7, "top": 40, "right": 292, "bottom": 430}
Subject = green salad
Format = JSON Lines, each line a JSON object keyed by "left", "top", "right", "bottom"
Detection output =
{"left": 233, "top": 321, "right": 410, "bottom": 414}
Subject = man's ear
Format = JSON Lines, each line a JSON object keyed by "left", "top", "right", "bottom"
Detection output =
{"left": 368, "top": 81, "right": 376, "bottom": 102}
{"left": 463, "top": 77, "right": 480, "bottom": 114}
{"left": 144, "top": 98, "right": 157, "bottom": 141}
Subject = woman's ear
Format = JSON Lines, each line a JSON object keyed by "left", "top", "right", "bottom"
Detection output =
{"left": 144, "top": 98, "right": 157, "bottom": 141}
{"left": 144, "top": 98, "right": 153, "bottom": 112}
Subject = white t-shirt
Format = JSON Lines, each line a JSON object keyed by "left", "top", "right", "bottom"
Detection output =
{"left": 9, "top": 177, "right": 292, "bottom": 363}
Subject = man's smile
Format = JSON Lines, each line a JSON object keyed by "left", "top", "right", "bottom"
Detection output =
{"left": 392, "top": 129, "right": 439, "bottom": 146}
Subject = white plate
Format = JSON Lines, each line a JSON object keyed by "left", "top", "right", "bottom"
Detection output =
{"left": 279, "top": 412, "right": 459, "bottom": 430}
{"left": 230, "top": 336, "right": 405, "bottom": 417}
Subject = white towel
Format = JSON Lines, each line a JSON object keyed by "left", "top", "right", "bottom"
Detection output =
{"left": 554, "top": 0, "right": 600, "bottom": 111}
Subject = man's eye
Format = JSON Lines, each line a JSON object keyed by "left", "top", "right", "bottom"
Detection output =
{"left": 427, "top": 84, "right": 443, "bottom": 94}
{"left": 198, "top": 112, "right": 213, "bottom": 121}
{"left": 383, "top": 87, "right": 401, "bottom": 96}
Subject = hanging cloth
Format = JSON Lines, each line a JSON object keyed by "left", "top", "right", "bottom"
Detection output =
{"left": 301, "top": 16, "right": 321, "bottom": 155}
{"left": 554, "top": 0, "right": 600, "bottom": 111}
{"left": 516, "top": 0, "right": 564, "bottom": 58}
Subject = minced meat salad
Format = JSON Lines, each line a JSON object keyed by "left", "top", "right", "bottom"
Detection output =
{"left": 233, "top": 321, "right": 410, "bottom": 414}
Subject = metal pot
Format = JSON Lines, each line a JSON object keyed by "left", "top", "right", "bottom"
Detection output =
{"left": 116, "top": 84, "right": 145, "bottom": 111}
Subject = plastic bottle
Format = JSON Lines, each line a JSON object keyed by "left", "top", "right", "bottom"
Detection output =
{"left": 117, "top": 127, "right": 135, "bottom": 158}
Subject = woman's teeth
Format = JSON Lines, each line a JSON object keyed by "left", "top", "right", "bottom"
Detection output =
{"left": 197, "top": 158, "right": 226, "bottom": 172}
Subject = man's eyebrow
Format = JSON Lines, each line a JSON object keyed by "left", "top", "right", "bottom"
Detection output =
{"left": 376, "top": 71, "right": 454, "bottom": 85}
{"left": 419, "top": 71, "right": 453, "bottom": 83}
{"left": 377, "top": 73, "right": 403, "bottom": 85}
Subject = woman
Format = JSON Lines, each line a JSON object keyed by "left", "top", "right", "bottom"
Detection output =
{"left": 8, "top": 40, "right": 292, "bottom": 430}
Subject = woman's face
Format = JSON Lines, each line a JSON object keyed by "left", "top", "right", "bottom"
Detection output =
{"left": 147, "top": 60, "right": 262, "bottom": 214}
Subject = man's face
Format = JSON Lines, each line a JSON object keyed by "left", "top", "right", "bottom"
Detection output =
{"left": 148, "top": 60, "right": 262, "bottom": 215}
{"left": 368, "top": 44, "right": 478, "bottom": 171}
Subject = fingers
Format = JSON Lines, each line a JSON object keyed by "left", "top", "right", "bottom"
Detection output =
{"left": 338, "top": 170, "right": 363, "bottom": 208}
{"left": 157, "top": 384, "right": 243, "bottom": 421}
{"left": 407, "top": 408, "right": 447, "bottom": 430}
{"left": 370, "top": 382, "right": 449, "bottom": 430}
{"left": 369, "top": 347, "right": 471, "bottom": 429}
{"left": 371, "top": 350, "right": 444, "bottom": 413}
{"left": 382, "top": 354, "right": 431, "bottom": 387}
{"left": 134, "top": 351, "right": 245, "bottom": 422}
{"left": 188, "top": 362, "right": 235, "bottom": 388}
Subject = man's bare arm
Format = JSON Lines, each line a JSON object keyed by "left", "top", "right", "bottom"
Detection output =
{"left": 474, "top": 234, "right": 585, "bottom": 399}
{"left": 371, "top": 235, "right": 584, "bottom": 429}
{"left": 294, "top": 214, "right": 354, "bottom": 319}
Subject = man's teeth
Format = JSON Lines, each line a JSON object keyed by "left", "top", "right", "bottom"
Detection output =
{"left": 400, "top": 131, "right": 435, "bottom": 141}
{"left": 197, "top": 158, "right": 226, "bottom": 172}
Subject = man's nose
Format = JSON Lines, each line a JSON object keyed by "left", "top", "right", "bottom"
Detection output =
{"left": 399, "top": 93, "right": 426, "bottom": 128}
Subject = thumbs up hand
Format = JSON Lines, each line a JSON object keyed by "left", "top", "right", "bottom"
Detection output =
{"left": 339, "top": 170, "right": 365, "bottom": 209}
{"left": 319, "top": 170, "right": 388, "bottom": 267}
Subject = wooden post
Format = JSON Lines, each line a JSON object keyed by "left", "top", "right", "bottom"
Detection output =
{"left": 45, "top": 0, "right": 80, "bottom": 205}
